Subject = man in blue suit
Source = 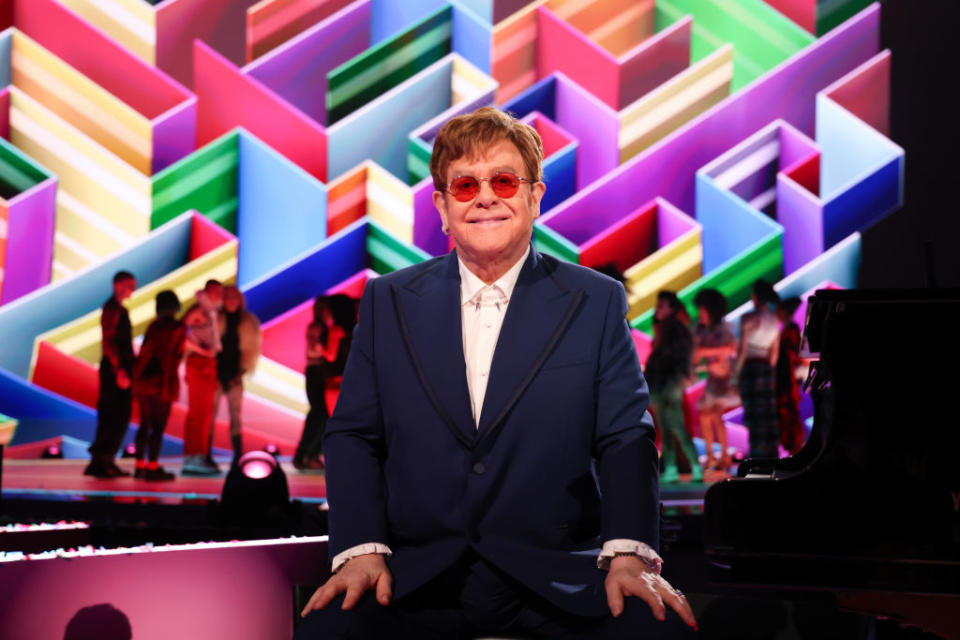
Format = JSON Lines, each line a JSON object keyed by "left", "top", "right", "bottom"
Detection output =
{"left": 297, "top": 107, "right": 696, "bottom": 638}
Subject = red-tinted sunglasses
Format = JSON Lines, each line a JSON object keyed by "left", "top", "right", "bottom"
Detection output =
{"left": 443, "top": 172, "right": 536, "bottom": 202}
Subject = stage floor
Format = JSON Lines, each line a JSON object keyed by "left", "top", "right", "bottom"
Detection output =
{"left": 1, "top": 458, "right": 715, "bottom": 508}
{"left": 1, "top": 458, "right": 327, "bottom": 504}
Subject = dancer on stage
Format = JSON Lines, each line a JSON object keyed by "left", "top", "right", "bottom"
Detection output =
{"left": 736, "top": 280, "right": 781, "bottom": 459}
{"left": 182, "top": 282, "right": 222, "bottom": 476}
{"left": 293, "top": 294, "right": 355, "bottom": 472}
{"left": 85, "top": 271, "right": 137, "bottom": 479}
{"left": 131, "top": 290, "right": 185, "bottom": 481}
{"left": 297, "top": 107, "right": 695, "bottom": 638}
{"left": 646, "top": 291, "right": 701, "bottom": 484}
{"left": 208, "top": 285, "right": 261, "bottom": 466}
{"left": 693, "top": 288, "right": 738, "bottom": 473}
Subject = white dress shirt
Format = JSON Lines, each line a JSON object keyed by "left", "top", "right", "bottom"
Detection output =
{"left": 331, "top": 248, "right": 661, "bottom": 574}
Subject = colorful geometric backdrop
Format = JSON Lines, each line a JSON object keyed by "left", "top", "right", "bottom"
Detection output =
{"left": 0, "top": 0, "right": 903, "bottom": 460}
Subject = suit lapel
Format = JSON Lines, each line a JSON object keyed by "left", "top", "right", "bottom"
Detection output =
{"left": 391, "top": 252, "right": 476, "bottom": 448}
{"left": 476, "top": 249, "right": 584, "bottom": 446}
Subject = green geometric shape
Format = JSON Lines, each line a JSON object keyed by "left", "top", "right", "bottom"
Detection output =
{"left": 0, "top": 137, "right": 52, "bottom": 201}
{"left": 151, "top": 130, "right": 239, "bottom": 232}
{"left": 816, "top": 0, "right": 874, "bottom": 35}
{"left": 408, "top": 137, "right": 433, "bottom": 186}
{"left": 658, "top": 0, "right": 815, "bottom": 91}
{"left": 366, "top": 219, "right": 431, "bottom": 274}
{"left": 327, "top": 5, "right": 452, "bottom": 125}
{"left": 533, "top": 224, "right": 579, "bottom": 264}
{"left": 631, "top": 231, "right": 784, "bottom": 334}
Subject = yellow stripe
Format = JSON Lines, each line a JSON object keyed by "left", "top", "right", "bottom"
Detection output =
{"left": 55, "top": 0, "right": 156, "bottom": 65}
{"left": 619, "top": 45, "right": 733, "bottom": 161}
{"left": 11, "top": 31, "right": 153, "bottom": 175}
{"left": 37, "top": 241, "right": 238, "bottom": 364}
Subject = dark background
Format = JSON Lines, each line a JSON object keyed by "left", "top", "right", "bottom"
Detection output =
{"left": 864, "top": 0, "right": 960, "bottom": 287}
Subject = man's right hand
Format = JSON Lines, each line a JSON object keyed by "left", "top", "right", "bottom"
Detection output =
{"left": 300, "top": 553, "right": 392, "bottom": 617}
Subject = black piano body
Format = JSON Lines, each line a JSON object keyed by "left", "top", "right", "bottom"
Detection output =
{"left": 704, "top": 289, "right": 960, "bottom": 637}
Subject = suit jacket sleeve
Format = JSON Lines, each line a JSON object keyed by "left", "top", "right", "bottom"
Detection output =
{"left": 593, "top": 282, "right": 660, "bottom": 551}
{"left": 322, "top": 281, "right": 390, "bottom": 559}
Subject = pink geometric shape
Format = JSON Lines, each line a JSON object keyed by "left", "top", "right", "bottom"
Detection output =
{"left": 193, "top": 40, "right": 328, "bottom": 181}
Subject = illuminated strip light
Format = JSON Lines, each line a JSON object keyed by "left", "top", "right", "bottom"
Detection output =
{"left": 51, "top": 259, "right": 74, "bottom": 281}
{"left": 326, "top": 21, "right": 452, "bottom": 113}
{"left": 9, "top": 94, "right": 152, "bottom": 217}
{"left": 75, "top": 0, "right": 156, "bottom": 46}
{"left": 619, "top": 46, "right": 734, "bottom": 159}
{"left": 710, "top": 140, "right": 780, "bottom": 191}
{"left": 58, "top": 190, "right": 138, "bottom": 250}
{"left": 748, "top": 187, "right": 777, "bottom": 212}
{"left": 54, "top": 230, "right": 101, "bottom": 266}
{"left": 12, "top": 37, "right": 151, "bottom": 168}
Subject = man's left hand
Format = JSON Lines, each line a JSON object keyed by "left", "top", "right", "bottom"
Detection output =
{"left": 605, "top": 555, "right": 697, "bottom": 628}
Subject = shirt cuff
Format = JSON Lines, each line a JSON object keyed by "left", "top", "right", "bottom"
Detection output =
{"left": 330, "top": 542, "right": 393, "bottom": 574}
{"left": 597, "top": 539, "right": 662, "bottom": 573}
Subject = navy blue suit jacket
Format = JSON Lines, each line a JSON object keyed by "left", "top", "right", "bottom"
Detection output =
{"left": 323, "top": 247, "right": 660, "bottom": 617}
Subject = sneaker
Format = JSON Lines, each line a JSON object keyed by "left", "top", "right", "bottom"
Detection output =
{"left": 134, "top": 466, "right": 147, "bottom": 479}
{"left": 660, "top": 467, "right": 680, "bottom": 484}
{"left": 181, "top": 455, "right": 207, "bottom": 476}
{"left": 145, "top": 466, "right": 176, "bottom": 482}
{"left": 204, "top": 454, "right": 221, "bottom": 473}
{"left": 690, "top": 465, "right": 704, "bottom": 483}
{"left": 182, "top": 455, "right": 221, "bottom": 476}
{"left": 83, "top": 461, "right": 114, "bottom": 478}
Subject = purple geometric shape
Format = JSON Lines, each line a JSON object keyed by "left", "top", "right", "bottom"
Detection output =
{"left": 542, "top": 4, "right": 881, "bottom": 226}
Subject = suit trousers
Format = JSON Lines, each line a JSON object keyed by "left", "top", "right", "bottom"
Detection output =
{"left": 294, "top": 551, "right": 696, "bottom": 640}
{"left": 89, "top": 360, "right": 132, "bottom": 459}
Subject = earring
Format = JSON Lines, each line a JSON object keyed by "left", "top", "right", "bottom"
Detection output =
{"left": 442, "top": 225, "right": 450, "bottom": 235}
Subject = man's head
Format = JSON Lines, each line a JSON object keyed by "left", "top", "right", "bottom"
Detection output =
{"left": 223, "top": 285, "right": 244, "bottom": 313}
{"left": 112, "top": 271, "right": 136, "bottom": 302}
{"left": 204, "top": 279, "right": 223, "bottom": 308}
{"left": 430, "top": 107, "right": 546, "bottom": 275}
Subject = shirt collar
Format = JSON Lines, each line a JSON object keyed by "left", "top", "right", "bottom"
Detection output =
{"left": 458, "top": 245, "right": 530, "bottom": 305}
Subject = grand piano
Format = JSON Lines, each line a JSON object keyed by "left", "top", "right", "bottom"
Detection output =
{"left": 704, "top": 289, "right": 960, "bottom": 638}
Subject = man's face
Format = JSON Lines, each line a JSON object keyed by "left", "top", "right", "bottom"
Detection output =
{"left": 432, "top": 139, "right": 546, "bottom": 268}
{"left": 115, "top": 278, "right": 136, "bottom": 302}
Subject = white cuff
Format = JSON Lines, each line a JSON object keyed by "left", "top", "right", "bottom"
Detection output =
{"left": 330, "top": 542, "right": 392, "bottom": 574}
{"left": 597, "top": 539, "right": 662, "bottom": 573}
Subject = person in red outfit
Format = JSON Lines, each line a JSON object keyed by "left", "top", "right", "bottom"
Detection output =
{"left": 182, "top": 290, "right": 221, "bottom": 476}
{"left": 131, "top": 290, "right": 186, "bottom": 481}
{"left": 85, "top": 271, "right": 137, "bottom": 479}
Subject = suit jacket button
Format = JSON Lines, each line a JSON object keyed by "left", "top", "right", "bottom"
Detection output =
{"left": 472, "top": 462, "right": 486, "bottom": 475}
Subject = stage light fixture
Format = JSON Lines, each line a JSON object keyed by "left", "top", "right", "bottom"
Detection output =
{"left": 220, "top": 451, "right": 290, "bottom": 530}
{"left": 41, "top": 444, "right": 64, "bottom": 459}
